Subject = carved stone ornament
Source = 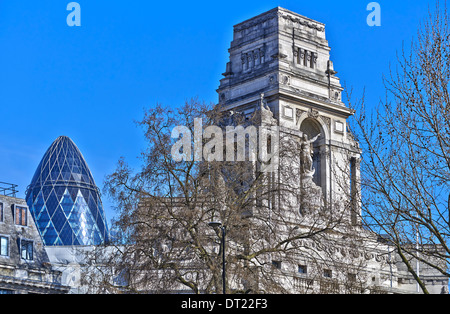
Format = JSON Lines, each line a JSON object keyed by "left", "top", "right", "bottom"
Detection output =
{"left": 268, "top": 75, "right": 277, "bottom": 85}
{"left": 350, "top": 250, "right": 360, "bottom": 258}
{"left": 312, "top": 52, "right": 318, "bottom": 65}
{"left": 308, "top": 108, "right": 320, "bottom": 119}
{"left": 259, "top": 93, "right": 278, "bottom": 125}
{"left": 241, "top": 53, "right": 246, "bottom": 64}
{"left": 299, "top": 133, "right": 320, "bottom": 177}
{"left": 234, "top": 10, "right": 278, "bottom": 32}
{"left": 320, "top": 115, "right": 331, "bottom": 131}
{"left": 281, "top": 74, "right": 291, "bottom": 85}
{"left": 260, "top": 46, "right": 266, "bottom": 57}
{"left": 279, "top": 11, "right": 325, "bottom": 32}
{"left": 296, "top": 108, "right": 306, "bottom": 124}
{"left": 271, "top": 52, "right": 288, "bottom": 60}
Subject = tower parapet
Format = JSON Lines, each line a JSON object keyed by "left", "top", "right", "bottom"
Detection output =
{"left": 218, "top": 7, "right": 348, "bottom": 117}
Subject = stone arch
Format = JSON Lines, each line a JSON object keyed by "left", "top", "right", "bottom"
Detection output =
{"left": 299, "top": 118, "right": 322, "bottom": 140}
{"left": 296, "top": 112, "right": 330, "bottom": 142}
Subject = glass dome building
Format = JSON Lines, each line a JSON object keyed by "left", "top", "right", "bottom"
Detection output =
{"left": 26, "top": 136, "right": 109, "bottom": 246}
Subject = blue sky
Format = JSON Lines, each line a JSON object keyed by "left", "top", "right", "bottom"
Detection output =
{"left": 0, "top": 0, "right": 436, "bottom": 224}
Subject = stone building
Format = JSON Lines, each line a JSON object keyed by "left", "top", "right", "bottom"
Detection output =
{"left": 215, "top": 7, "right": 448, "bottom": 294}
{"left": 217, "top": 7, "right": 359, "bottom": 212}
{"left": 0, "top": 185, "right": 69, "bottom": 294}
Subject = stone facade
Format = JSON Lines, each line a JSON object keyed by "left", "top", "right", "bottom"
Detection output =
{"left": 0, "top": 194, "right": 69, "bottom": 294}
{"left": 216, "top": 7, "right": 448, "bottom": 294}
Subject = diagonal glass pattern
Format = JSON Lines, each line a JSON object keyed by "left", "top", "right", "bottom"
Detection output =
{"left": 26, "top": 136, "right": 109, "bottom": 246}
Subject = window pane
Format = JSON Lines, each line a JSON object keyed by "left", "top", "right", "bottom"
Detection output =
{"left": 324, "top": 269, "right": 332, "bottom": 278}
{"left": 272, "top": 261, "right": 281, "bottom": 269}
{"left": 0, "top": 237, "right": 8, "bottom": 256}
{"left": 298, "top": 265, "right": 307, "bottom": 274}
{"left": 22, "top": 207, "right": 27, "bottom": 226}
{"left": 21, "top": 243, "right": 26, "bottom": 259}
{"left": 21, "top": 240, "right": 33, "bottom": 260}
{"left": 15, "top": 206, "right": 27, "bottom": 226}
{"left": 27, "top": 242, "right": 33, "bottom": 260}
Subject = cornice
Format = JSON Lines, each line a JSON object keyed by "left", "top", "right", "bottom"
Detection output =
{"left": 233, "top": 7, "right": 325, "bottom": 33}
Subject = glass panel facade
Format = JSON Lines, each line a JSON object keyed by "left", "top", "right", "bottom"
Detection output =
{"left": 26, "top": 136, "right": 109, "bottom": 246}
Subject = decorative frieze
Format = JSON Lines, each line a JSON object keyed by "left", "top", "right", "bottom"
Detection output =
{"left": 233, "top": 8, "right": 325, "bottom": 33}
{"left": 297, "top": 240, "right": 392, "bottom": 262}
{"left": 280, "top": 12, "right": 325, "bottom": 32}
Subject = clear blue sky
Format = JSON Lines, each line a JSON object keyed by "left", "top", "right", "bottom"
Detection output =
{"left": 0, "top": 0, "right": 436, "bottom": 225}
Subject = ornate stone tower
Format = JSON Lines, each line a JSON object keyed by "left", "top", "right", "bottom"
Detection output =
{"left": 217, "top": 7, "right": 361, "bottom": 221}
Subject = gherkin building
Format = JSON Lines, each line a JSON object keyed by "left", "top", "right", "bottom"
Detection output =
{"left": 26, "top": 136, "right": 109, "bottom": 246}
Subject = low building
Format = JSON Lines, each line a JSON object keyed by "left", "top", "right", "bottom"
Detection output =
{"left": 0, "top": 185, "right": 69, "bottom": 294}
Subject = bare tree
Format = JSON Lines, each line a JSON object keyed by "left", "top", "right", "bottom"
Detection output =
{"left": 349, "top": 2, "right": 450, "bottom": 294}
{"left": 80, "top": 97, "right": 369, "bottom": 294}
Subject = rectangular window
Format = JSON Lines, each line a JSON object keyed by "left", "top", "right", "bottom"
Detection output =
{"left": 0, "top": 202, "right": 3, "bottom": 222}
{"left": 323, "top": 269, "right": 332, "bottom": 279}
{"left": 20, "top": 240, "right": 33, "bottom": 261}
{"left": 0, "top": 236, "right": 8, "bottom": 257}
{"left": 350, "top": 158, "right": 358, "bottom": 226}
{"left": 272, "top": 260, "right": 282, "bottom": 269}
{"left": 298, "top": 265, "right": 307, "bottom": 274}
{"left": 15, "top": 205, "right": 27, "bottom": 226}
{"left": 335, "top": 121, "right": 344, "bottom": 133}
